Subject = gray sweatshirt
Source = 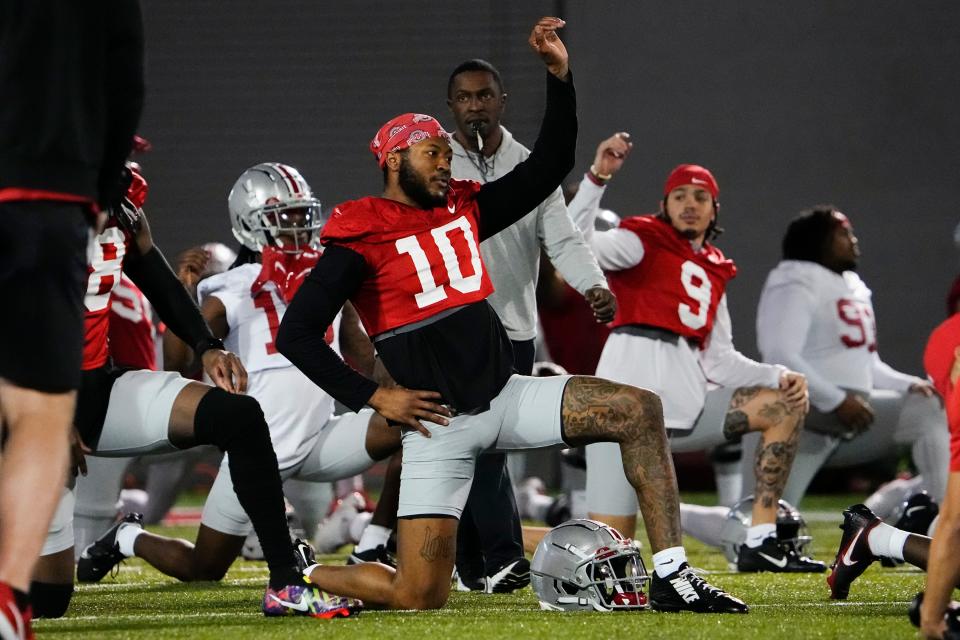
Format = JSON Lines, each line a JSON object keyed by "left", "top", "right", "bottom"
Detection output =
{"left": 450, "top": 126, "right": 607, "bottom": 341}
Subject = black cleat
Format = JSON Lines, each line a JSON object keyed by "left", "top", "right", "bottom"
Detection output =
{"left": 737, "top": 536, "right": 827, "bottom": 573}
{"left": 76, "top": 513, "right": 143, "bottom": 583}
{"left": 827, "top": 504, "right": 881, "bottom": 600}
{"left": 484, "top": 557, "right": 530, "bottom": 594}
{"left": 650, "top": 563, "right": 748, "bottom": 613}
{"left": 293, "top": 538, "right": 317, "bottom": 575}
{"left": 882, "top": 492, "right": 938, "bottom": 567}
{"left": 346, "top": 545, "right": 396, "bottom": 568}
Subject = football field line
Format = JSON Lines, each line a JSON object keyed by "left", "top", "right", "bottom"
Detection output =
{"left": 36, "top": 599, "right": 916, "bottom": 625}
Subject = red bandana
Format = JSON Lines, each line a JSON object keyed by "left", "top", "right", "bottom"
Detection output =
{"left": 369, "top": 113, "right": 450, "bottom": 167}
{"left": 251, "top": 245, "right": 320, "bottom": 303}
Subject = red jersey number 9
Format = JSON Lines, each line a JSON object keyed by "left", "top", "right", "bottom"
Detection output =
{"left": 678, "top": 260, "right": 712, "bottom": 330}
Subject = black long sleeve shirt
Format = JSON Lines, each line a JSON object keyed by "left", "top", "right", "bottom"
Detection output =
{"left": 277, "top": 71, "right": 577, "bottom": 413}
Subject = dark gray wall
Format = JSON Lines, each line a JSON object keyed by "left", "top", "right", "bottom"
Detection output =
{"left": 139, "top": 1, "right": 960, "bottom": 373}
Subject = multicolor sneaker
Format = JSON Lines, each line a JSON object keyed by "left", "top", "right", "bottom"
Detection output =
{"left": 76, "top": 513, "right": 143, "bottom": 583}
{"left": 262, "top": 582, "right": 362, "bottom": 619}
{"left": 0, "top": 582, "right": 33, "bottom": 640}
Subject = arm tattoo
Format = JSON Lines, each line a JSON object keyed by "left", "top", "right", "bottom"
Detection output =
{"left": 729, "top": 386, "right": 764, "bottom": 410}
{"left": 419, "top": 526, "right": 454, "bottom": 562}
{"left": 723, "top": 409, "right": 750, "bottom": 440}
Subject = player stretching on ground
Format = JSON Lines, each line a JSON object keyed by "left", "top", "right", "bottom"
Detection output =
{"left": 75, "top": 163, "right": 400, "bottom": 600}
{"left": 31, "top": 167, "right": 353, "bottom": 619}
{"left": 277, "top": 18, "right": 746, "bottom": 613}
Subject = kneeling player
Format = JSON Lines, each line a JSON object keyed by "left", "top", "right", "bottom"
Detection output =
{"left": 277, "top": 18, "right": 746, "bottom": 614}
{"left": 74, "top": 163, "right": 399, "bottom": 601}
{"left": 567, "top": 133, "right": 820, "bottom": 572}
{"left": 30, "top": 166, "right": 353, "bottom": 619}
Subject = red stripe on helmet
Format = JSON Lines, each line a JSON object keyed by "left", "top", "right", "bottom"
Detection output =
{"left": 274, "top": 164, "right": 301, "bottom": 196}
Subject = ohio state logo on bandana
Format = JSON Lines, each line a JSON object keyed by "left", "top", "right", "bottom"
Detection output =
{"left": 369, "top": 113, "right": 450, "bottom": 167}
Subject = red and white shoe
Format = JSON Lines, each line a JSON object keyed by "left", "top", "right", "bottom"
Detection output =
{"left": 827, "top": 504, "right": 882, "bottom": 600}
{"left": 0, "top": 583, "right": 33, "bottom": 640}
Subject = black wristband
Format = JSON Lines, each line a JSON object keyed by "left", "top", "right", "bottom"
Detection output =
{"left": 194, "top": 337, "right": 225, "bottom": 359}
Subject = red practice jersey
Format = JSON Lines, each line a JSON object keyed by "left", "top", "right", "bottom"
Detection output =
{"left": 83, "top": 218, "right": 131, "bottom": 369}
{"left": 108, "top": 274, "right": 159, "bottom": 370}
{"left": 607, "top": 215, "right": 737, "bottom": 345}
{"left": 321, "top": 179, "right": 494, "bottom": 336}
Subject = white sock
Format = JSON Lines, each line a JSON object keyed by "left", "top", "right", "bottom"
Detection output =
{"left": 713, "top": 462, "right": 743, "bottom": 508}
{"left": 347, "top": 511, "right": 373, "bottom": 544}
{"left": 528, "top": 494, "right": 555, "bottom": 523}
{"left": 927, "top": 514, "right": 940, "bottom": 538}
{"left": 745, "top": 523, "right": 777, "bottom": 548}
{"left": 652, "top": 546, "right": 687, "bottom": 578}
{"left": 116, "top": 523, "right": 144, "bottom": 558}
{"left": 866, "top": 522, "right": 908, "bottom": 561}
{"left": 354, "top": 524, "right": 391, "bottom": 553}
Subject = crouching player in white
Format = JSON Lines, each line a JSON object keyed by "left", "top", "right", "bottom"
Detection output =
{"left": 75, "top": 164, "right": 400, "bottom": 604}
{"left": 749, "top": 206, "right": 948, "bottom": 518}
{"left": 568, "top": 134, "right": 822, "bottom": 572}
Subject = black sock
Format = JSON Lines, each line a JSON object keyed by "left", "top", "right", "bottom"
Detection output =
{"left": 13, "top": 587, "right": 30, "bottom": 612}
{"left": 29, "top": 581, "right": 73, "bottom": 618}
{"left": 193, "top": 388, "right": 298, "bottom": 588}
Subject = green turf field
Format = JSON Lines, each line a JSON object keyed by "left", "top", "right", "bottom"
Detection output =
{"left": 35, "top": 494, "right": 927, "bottom": 639}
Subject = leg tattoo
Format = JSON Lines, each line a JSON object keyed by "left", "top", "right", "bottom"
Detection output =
{"left": 562, "top": 376, "right": 681, "bottom": 551}
{"left": 754, "top": 420, "right": 800, "bottom": 508}
{"left": 419, "top": 527, "right": 454, "bottom": 563}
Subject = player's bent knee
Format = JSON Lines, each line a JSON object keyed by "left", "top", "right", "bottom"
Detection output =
{"left": 30, "top": 581, "right": 74, "bottom": 619}
{"left": 392, "top": 585, "right": 449, "bottom": 610}
{"left": 194, "top": 388, "right": 269, "bottom": 450}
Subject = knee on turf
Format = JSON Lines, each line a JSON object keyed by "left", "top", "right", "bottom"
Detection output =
{"left": 30, "top": 581, "right": 74, "bottom": 619}
{"left": 392, "top": 581, "right": 449, "bottom": 610}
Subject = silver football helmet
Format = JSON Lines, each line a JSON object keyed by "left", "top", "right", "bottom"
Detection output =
{"left": 228, "top": 163, "right": 322, "bottom": 253}
{"left": 531, "top": 519, "right": 649, "bottom": 612}
{"left": 719, "top": 496, "right": 812, "bottom": 564}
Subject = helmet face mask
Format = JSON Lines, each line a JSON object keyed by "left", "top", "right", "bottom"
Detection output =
{"left": 229, "top": 163, "right": 323, "bottom": 254}
{"left": 531, "top": 519, "right": 649, "bottom": 612}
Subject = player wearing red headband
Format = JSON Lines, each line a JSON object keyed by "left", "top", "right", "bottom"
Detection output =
{"left": 277, "top": 18, "right": 746, "bottom": 613}
{"left": 568, "top": 138, "right": 821, "bottom": 573}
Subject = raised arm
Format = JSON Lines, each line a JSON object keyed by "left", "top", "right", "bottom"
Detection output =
{"left": 477, "top": 18, "right": 577, "bottom": 240}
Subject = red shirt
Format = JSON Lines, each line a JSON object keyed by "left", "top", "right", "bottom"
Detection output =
{"left": 321, "top": 179, "right": 494, "bottom": 336}
{"left": 83, "top": 219, "right": 130, "bottom": 369}
{"left": 108, "top": 274, "right": 159, "bottom": 370}
{"left": 607, "top": 215, "right": 737, "bottom": 346}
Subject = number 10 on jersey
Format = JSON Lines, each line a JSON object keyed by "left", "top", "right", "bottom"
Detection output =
{"left": 395, "top": 216, "right": 483, "bottom": 309}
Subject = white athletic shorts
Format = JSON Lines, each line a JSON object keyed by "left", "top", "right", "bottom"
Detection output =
{"left": 41, "top": 487, "right": 76, "bottom": 556}
{"left": 585, "top": 386, "right": 736, "bottom": 516}
{"left": 398, "top": 374, "right": 571, "bottom": 519}
{"left": 94, "top": 370, "right": 193, "bottom": 456}
{"left": 201, "top": 409, "right": 376, "bottom": 536}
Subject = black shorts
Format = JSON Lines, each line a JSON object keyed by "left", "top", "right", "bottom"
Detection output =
{"left": 0, "top": 201, "right": 90, "bottom": 392}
